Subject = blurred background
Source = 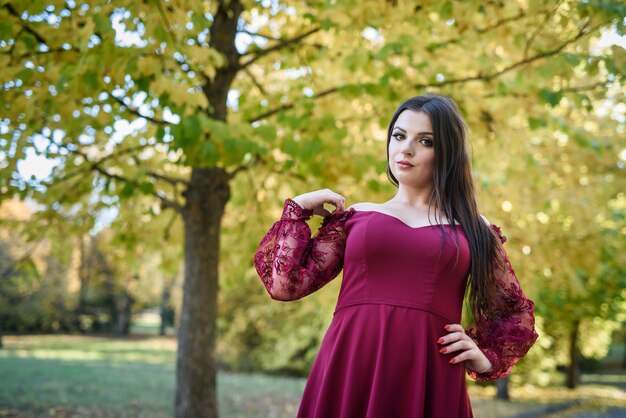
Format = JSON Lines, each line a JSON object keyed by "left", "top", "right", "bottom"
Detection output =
{"left": 0, "top": 0, "right": 624, "bottom": 417}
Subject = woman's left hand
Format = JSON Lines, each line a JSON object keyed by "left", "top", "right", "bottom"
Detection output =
{"left": 437, "top": 323, "right": 493, "bottom": 374}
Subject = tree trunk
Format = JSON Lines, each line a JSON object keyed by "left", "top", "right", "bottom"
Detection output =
{"left": 566, "top": 319, "right": 580, "bottom": 389}
{"left": 495, "top": 376, "right": 510, "bottom": 400}
{"left": 73, "top": 236, "right": 90, "bottom": 332}
{"left": 175, "top": 167, "right": 230, "bottom": 418}
{"left": 160, "top": 277, "right": 175, "bottom": 336}
{"left": 174, "top": 0, "right": 240, "bottom": 415}
{"left": 622, "top": 327, "right": 626, "bottom": 369}
{"left": 114, "top": 289, "right": 133, "bottom": 336}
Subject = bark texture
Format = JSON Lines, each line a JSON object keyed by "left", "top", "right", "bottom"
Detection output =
{"left": 175, "top": 167, "right": 230, "bottom": 418}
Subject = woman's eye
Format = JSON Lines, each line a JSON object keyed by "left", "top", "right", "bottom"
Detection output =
{"left": 392, "top": 133, "right": 405, "bottom": 140}
{"left": 420, "top": 138, "right": 433, "bottom": 147}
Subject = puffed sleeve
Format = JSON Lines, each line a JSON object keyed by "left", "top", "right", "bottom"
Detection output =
{"left": 253, "top": 198, "right": 356, "bottom": 301}
{"left": 465, "top": 224, "right": 539, "bottom": 381}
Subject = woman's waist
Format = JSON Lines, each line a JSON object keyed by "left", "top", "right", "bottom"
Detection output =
{"left": 333, "top": 299, "right": 461, "bottom": 323}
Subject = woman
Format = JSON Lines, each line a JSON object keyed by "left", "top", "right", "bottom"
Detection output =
{"left": 254, "top": 95, "right": 538, "bottom": 417}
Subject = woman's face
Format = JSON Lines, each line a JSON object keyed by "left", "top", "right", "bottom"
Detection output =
{"left": 388, "top": 109, "right": 435, "bottom": 188}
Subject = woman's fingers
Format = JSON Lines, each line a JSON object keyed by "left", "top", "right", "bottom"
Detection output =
{"left": 443, "top": 323, "right": 464, "bottom": 333}
{"left": 438, "top": 339, "right": 472, "bottom": 354}
{"left": 437, "top": 323, "right": 491, "bottom": 372}
{"left": 448, "top": 351, "right": 473, "bottom": 365}
{"left": 296, "top": 189, "right": 347, "bottom": 216}
{"left": 331, "top": 191, "right": 345, "bottom": 211}
{"left": 436, "top": 331, "right": 466, "bottom": 345}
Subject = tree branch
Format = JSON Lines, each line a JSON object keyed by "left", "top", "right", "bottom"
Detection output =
{"left": 239, "top": 27, "right": 321, "bottom": 69}
{"left": 243, "top": 67, "right": 268, "bottom": 95}
{"left": 561, "top": 81, "right": 608, "bottom": 93}
{"left": 50, "top": 138, "right": 184, "bottom": 213}
{"left": 226, "top": 152, "right": 261, "bottom": 180}
{"left": 4, "top": 4, "right": 49, "bottom": 46}
{"left": 52, "top": 144, "right": 152, "bottom": 186}
{"left": 146, "top": 171, "right": 189, "bottom": 186}
{"left": 247, "top": 86, "right": 340, "bottom": 123}
{"left": 415, "top": 21, "right": 604, "bottom": 90}
{"left": 111, "top": 95, "right": 172, "bottom": 126}
{"left": 429, "top": 10, "right": 527, "bottom": 50}
{"left": 238, "top": 28, "right": 282, "bottom": 42}
{"left": 0, "top": 238, "right": 43, "bottom": 280}
{"left": 523, "top": 0, "right": 565, "bottom": 59}
{"left": 91, "top": 162, "right": 183, "bottom": 213}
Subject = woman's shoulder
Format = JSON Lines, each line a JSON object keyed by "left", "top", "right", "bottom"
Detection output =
{"left": 479, "top": 214, "right": 507, "bottom": 243}
{"left": 346, "top": 202, "right": 380, "bottom": 211}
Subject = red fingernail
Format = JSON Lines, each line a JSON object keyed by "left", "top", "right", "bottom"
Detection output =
{"left": 439, "top": 348, "right": 446, "bottom": 353}
{"left": 449, "top": 359, "right": 455, "bottom": 364}
{"left": 437, "top": 338, "right": 445, "bottom": 344}
{"left": 444, "top": 325, "right": 450, "bottom": 330}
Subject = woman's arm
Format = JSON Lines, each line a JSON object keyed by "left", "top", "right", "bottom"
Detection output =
{"left": 254, "top": 198, "right": 355, "bottom": 301}
{"left": 464, "top": 224, "right": 539, "bottom": 381}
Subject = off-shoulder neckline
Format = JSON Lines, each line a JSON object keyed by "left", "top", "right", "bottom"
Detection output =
{"left": 351, "top": 209, "right": 456, "bottom": 230}
{"left": 323, "top": 206, "right": 504, "bottom": 241}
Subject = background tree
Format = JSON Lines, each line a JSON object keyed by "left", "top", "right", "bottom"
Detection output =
{"left": 1, "top": 1, "right": 623, "bottom": 416}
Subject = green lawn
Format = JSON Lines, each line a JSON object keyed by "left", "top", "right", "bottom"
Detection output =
{"left": 1, "top": 335, "right": 625, "bottom": 418}
{"left": 0, "top": 335, "right": 305, "bottom": 418}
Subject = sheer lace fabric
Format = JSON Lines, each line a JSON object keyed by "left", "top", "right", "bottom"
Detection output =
{"left": 254, "top": 198, "right": 356, "bottom": 300}
{"left": 465, "top": 224, "right": 539, "bottom": 380}
{"left": 254, "top": 198, "right": 537, "bottom": 380}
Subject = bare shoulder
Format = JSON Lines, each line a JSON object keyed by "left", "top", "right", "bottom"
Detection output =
{"left": 347, "top": 202, "right": 379, "bottom": 211}
{"left": 479, "top": 214, "right": 491, "bottom": 226}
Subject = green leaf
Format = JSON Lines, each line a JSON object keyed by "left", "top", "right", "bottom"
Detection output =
{"left": 206, "top": 118, "right": 230, "bottom": 142}
{"left": 94, "top": 14, "right": 111, "bottom": 35}
{"left": 156, "top": 126, "right": 165, "bottom": 141}
{"left": 564, "top": 53, "right": 581, "bottom": 66}
{"left": 200, "top": 141, "right": 219, "bottom": 165}
{"left": 155, "top": 27, "right": 169, "bottom": 43}
{"left": 181, "top": 115, "right": 201, "bottom": 147}
{"left": 82, "top": 70, "right": 100, "bottom": 90}
{"left": 256, "top": 125, "right": 276, "bottom": 142}
{"left": 126, "top": 59, "right": 138, "bottom": 74}
{"left": 136, "top": 76, "right": 150, "bottom": 92}
{"left": 0, "top": 23, "right": 12, "bottom": 40}
{"left": 439, "top": 1, "right": 453, "bottom": 18}
{"left": 140, "top": 182, "right": 154, "bottom": 195}
{"left": 16, "top": 68, "right": 34, "bottom": 82}
{"left": 528, "top": 117, "right": 547, "bottom": 130}
{"left": 22, "top": 34, "right": 36, "bottom": 49}
{"left": 191, "top": 13, "right": 206, "bottom": 29}
{"left": 120, "top": 182, "right": 135, "bottom": 198}
{"left": 539, "top": 88, "right": 563, "bottom": 107}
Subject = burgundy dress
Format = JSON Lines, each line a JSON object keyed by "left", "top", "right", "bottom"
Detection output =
{"left": 254, "top": 198, "right": 538, "bottom": 418}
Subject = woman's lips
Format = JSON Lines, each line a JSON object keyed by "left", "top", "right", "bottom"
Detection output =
{"left": 397, "top": 162, "right": 414, "bottom": 168}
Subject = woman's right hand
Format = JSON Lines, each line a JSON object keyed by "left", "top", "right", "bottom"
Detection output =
{"left": 292, "top": 189, "right": 346, "bottom": 217}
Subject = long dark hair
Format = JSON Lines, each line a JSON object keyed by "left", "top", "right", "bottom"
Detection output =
{"left": 385, "top": 95, "right": 504, "bottom": 320}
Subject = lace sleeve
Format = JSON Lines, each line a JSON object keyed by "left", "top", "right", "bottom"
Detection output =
{"left": 465, "top": 224, "right": 539, "bottom": 381}
{"left": 253, "top": 198, "right": 356, "bottom": 301}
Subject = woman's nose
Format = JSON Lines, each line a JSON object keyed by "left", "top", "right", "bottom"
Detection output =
{"left": 400, "top": 144, "right": 414, "bottom": 155}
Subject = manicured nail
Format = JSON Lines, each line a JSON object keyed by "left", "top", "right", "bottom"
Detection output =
{"left": 449, "top": 359, "right": 455, "bottom": 364}
{"left": 444, "top": 325, "right": 451, "bottom": 330}
{"left": 437, "top": 338, "right": 445, "bottom": 344}
{"left": 439, "top": 348, "right": 446, "bottom": 353}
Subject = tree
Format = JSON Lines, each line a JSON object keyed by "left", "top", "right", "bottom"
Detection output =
{"left": 1, "top": 0, "right": 623, "bottom": 416}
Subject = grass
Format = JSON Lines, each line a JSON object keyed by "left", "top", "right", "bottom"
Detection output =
{"left": 0, "top": 335, "right": 625, "bottom": 417}
{"left": 0, "top": 335, "right": 305, "bottom": 418}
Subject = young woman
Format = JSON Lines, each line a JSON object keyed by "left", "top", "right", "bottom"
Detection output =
{"left": 254, "top": 95, "right": 538, "bottom": 417}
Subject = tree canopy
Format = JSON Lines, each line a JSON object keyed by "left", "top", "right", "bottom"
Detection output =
{"left": 1, "top": 0, "right": 624, "bottom": 416}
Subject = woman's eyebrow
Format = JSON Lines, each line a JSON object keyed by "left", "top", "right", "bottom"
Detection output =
{"left": 393, "top": 126, "right": 433, "bottom": 136}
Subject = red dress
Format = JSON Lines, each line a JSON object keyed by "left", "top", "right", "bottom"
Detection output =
{"left": 254, "top": 198, "right": 538, "bottom": 418}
